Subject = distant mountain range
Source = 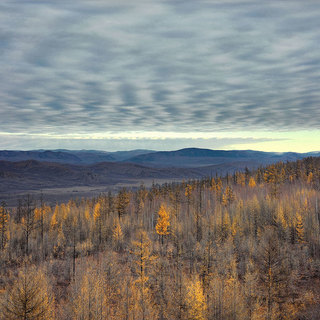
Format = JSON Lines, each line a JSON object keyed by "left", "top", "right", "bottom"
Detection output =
{"left": 124, "top": 148, "right": 320, "bottom": 168}
{"left": 0, "top": 148, "right": 319, "bottom": 204}
{"left": 0, "top": 149, "right": 155, "bottom": 164}
{"left": 0, "top": 148, "right": 319, "bottom": 167}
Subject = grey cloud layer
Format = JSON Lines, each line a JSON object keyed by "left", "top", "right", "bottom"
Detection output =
{"left": 0, "top": 0, "right": 320, "bottom": 134}
{"left": 0, "top": 133, "right": 275, "bottom": 152}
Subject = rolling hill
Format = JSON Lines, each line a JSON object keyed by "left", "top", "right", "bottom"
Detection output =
{"left": 1, "top": 148, "right": 319, "bottom": 204}
{"left": 0, "top": 149, "right": 155, "bottom": 164}
{"left": 124, "top": 148, "right": 320, "bottom": 168}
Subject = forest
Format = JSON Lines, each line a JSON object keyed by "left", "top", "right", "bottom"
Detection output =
{"left": 0, "top": 157, "right": 320, "bottom": 320}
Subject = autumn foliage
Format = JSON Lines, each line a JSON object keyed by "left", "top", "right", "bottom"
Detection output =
{"left": 0, "top": 157, "right": 320, "bottom": 319}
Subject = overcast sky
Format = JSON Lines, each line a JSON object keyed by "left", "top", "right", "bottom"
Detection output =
{"left": 0, "top": 0, "right": 319, "bottom": 152}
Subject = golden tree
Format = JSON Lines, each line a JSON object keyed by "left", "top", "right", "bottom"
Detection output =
{"left": 93, "top": 201, "right": 103, "bottom": 247}
{"left": 50, "top": 205, "right": 59, "bottom": 230}
{"left": 295, "top": 212, "right": 305, "bottom": 243}
{"left": 185, "top": 278, "right": 207, "bottom": 320}
{"left": 1, "top": 265, "right": 55, "bottom": 320}
{"left": 236, "top": 173, "right": 246, "bottom": 186}
{"left": 131, "top": 229, "right": 155, "bottom": 320}
{"left": 256, "top": 227, "right": 296, "bottom": 320}
{"left": 0, "top": 201, "right": 9, "bottom": 250}
{"left": 70, "top": 265, "right": 108, "bottom": 320}
{"left": 155, "top": 204, "right": 170, "bottom": 244}
{"left": 248, "top": 177, "right": 256, "bottom": 188}
{"left": 112, "top": 219, "right": 123, "bottom": 251}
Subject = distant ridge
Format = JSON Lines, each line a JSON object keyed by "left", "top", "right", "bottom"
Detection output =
{"left": 123, "top": 148, "right": 320, "bottom": 168}
{"left": 0, "top": 149, "right": 319, "bottom": 204}
{"left": 0, "top": 149, "right": 155, "bottom": 164}
{"left": 0, "top": 148, "right": 319, "bottom": 167}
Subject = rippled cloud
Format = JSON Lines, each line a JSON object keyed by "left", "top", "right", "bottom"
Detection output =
{"left": 0, "top": 0, "right": 319, "bottom": 139}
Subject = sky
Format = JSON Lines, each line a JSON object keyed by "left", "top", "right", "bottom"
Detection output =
{"left": 0, "top": 0, "right": 319, "bottom": 152}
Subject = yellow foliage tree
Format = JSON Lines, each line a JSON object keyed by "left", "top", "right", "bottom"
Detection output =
{"left": 70, "top": 265, "right": 108, "bottom": 320}
{"left": 185, "top": 184, "right": 193, "bottom": 216}
{"left": 276, "top": 205, "right": 288, "bottom": 230}
{"left": 295, "top": 212, "right": 305, "bottom": 243}
{"left": 210, "top": 178, "right": 216, "bottom": 192}
{"left": 155, "top": 204, "right": 170, "bottom": 239}
{"left": 50, "top": 212, "right": 58, "bottom": 230}
{"left": 93, "top": 202, "right": 101, "bottom": 222}
{"left": 53, "top": 226, "right": 66, "bottom": 259}
{"left": 1, "top": 265, "right": 55, "bottom": 320}
{"left": 50, "top": 205, "right": 59, "bottom": 230}
{"left": 60, "top": 203, "right": 69, "bottom": 220}
{"left": 113, "top": 220, "right": 123, "bottom": 242}
{"left": 0, "top": 202, "right": 9, "bottom": 250}
{"left": 222, "top": 186, "right": 235, "bottom": 206}
{"left": 220, "top": 211, "right": 231, "bottom": 241}
{"left": 113, "top": 219, "right": 124, "bottom": 251}
{"left": 84, "top": 206, "right": 90, "bottom": 221}
{"left": 237, "top": 173, "right": 246, "bottom": 186}
{"left": 131, "top": 229, "right": 154, "bottom": 320}
{"left": 93, "top": 202, "right": 104, "bottom": 247}
{"left": 34, "top": 207, "right": 41, "bottom": 221}
{"left": 249, "top": 177, "right": 256, "bottom": 188}
{"left": 307, "top": 172, "right": 313, "bottom": 184}
{"left": 221, "top": 193, "right": 228, "bottom": 207}
{"left": 185, "top": 278, "right": 207, "bottom": 320}
{"left": 215, "top": 178, "right": 223, "bottom": 198}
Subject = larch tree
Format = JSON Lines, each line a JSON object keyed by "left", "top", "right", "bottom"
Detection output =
{"left": 112, "top": 219, "right": 123, "bottom": 251}
{"left": 1, "top": 265, "right": 55, "bottom": 320}
{"left": 93, "top": 201, "right": 103, "bottom": 248}
{"left": 295, "top": 212, "right": 305, "bottom": 243}
{"left": 155, "top": 204, "right": 170, "bottom": 245}
{"left": 0, "top": 201, "right": 9, "bottom": 251}
{"left": 255, "top": 227, "right": 295, "bottom": 320}
{"left": 116, "top": 188, "right": 130, "bottom": 219}
{"left": 185, "top": 184, "right": 193, "bottom": 217}
{"left": 225, "top": 186, "right": 235, "bottom": 205}
{"left": 20, "top": 195, "right": 37, "bottom": 256}
{"left": 131, "top": 229, "right": 155, "bottom": 320}
{"left": 70, "top": 265, "right": 108, "bottom": 320}
{"left": 249, "top": 177, "right": 256, "bottom": 188}
{"left": 185, "top": 278, "right": 207, "bottom": 320}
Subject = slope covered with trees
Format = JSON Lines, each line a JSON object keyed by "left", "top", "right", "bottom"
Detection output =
{"left": 0, "top": 157, "right": 320, "bottom": 319}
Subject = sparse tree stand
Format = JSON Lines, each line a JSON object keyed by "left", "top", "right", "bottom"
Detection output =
{"left": 1, "top": 265, "right": 55, "bottom": 320}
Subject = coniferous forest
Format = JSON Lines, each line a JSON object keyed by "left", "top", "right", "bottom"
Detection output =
{"left": 1, "top": 157, "right": 320, "bottom": 320}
